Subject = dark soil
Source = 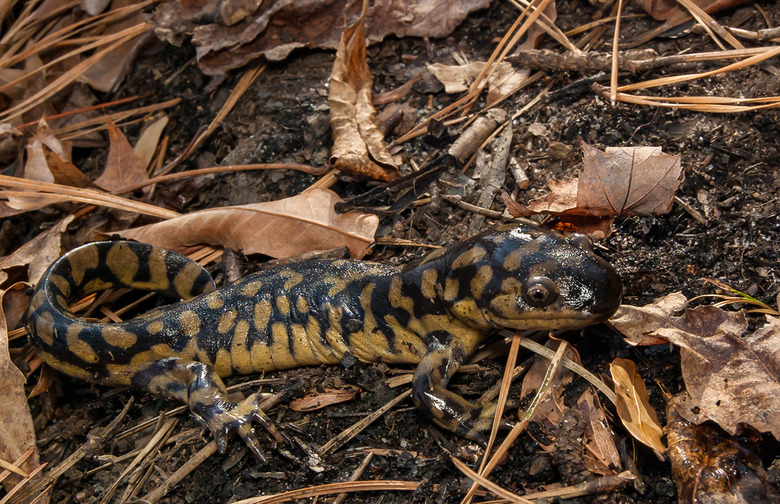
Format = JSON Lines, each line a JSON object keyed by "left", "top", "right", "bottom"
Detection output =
{"left": 13, "top": 0, "right": 780, "bottom": 503}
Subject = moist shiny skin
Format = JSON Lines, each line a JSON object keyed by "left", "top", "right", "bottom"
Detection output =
{"left": 26, "top": 224, "right": 622, "bottom": 460}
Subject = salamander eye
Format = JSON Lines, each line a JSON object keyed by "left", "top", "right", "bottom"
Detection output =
{"left": 522, "top": 277, "right": 559, "bottom": 308}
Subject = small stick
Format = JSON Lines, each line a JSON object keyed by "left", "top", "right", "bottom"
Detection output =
{"left": 330, "top": 452, "right": 374, "bottom": 504}
{"left": 318, "top": 390, "right": 412, "bottom": 457}
{"left": 468, "top": 123, "right": 512, "bottom": 234}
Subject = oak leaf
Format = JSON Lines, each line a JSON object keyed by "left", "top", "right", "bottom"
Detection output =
{"left": 115, "top": 188, "right": 378, "bottom": 259}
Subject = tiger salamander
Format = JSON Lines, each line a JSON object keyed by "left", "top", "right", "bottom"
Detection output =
{"left": 27, "top": 224, "right": 622, "bottom": 460}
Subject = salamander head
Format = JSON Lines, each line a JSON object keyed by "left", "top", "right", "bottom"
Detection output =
{"left": 433, "top": 224, "right": 622, "bottom": 331}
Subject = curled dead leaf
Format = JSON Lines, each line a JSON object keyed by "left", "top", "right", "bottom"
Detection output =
{"left": 114, "top": 188, "right": 378, "bottom": 259}
{"left": 609, "top": 358, "right": 666, "bottom": 457}
{"left": 289, "top": 387, "right": 359, "bottom": 412}
{"left": 0, "top": 284, "right": 42, "bottom": 492}
{"left": 328, "top": 7, "right": 399, "bottom": 181}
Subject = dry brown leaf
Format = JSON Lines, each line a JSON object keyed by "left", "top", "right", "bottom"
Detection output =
{"left": 0, "top": 283, "right": 41, "bottom": 492}
{"left": 613, "top": 298, "right": 780, "bottom": 439}
{"left": 78, "top": 3, "right": 150, "bottom": 92}
{"left": 133, "top": 115, "right": 169, "bottom": 170}
{"left": 426, "top": 61, "right": 529, "bottom": 105}
{"left": 94, "top": 120, "right": 149, "bottom": 193}
{"left": 115, "top": 188, "right": 378, "bottom": 259}
{"left": 510, "top": 143, "right": 684, "bottom": 237}
{"left": 289, "top": 387, "right": 359, "bottom": 412}
{"left": 579, "top": 143, "right": 684, "bottom": 216}
{"left": 152, "top": 0, "right": 490, "bottom": 74}
{"left": 328, "top": 6, "right": 399, "bottom": 181}
{"left": 521, "top": 342, "right": 621, "bottom": 475}
{"left": 609, "top": 358, "right": 666, "bottom": 457}
{"left": 609, "top": 292, "right": 689, "bottom": 346}
{"left": 667, "top": 394, "right": 780, "bottom": 504}
{"left": 576, "top": 388, "right": 622, "bottom": 474}
{"left": 674, "top": 315, "right": 780, "bottom": 439}
{"left": 22, "top": 121, "right": 93, "bottom": 190}
{"left": 0, "top": 215, "right": 74, "bottom": 286}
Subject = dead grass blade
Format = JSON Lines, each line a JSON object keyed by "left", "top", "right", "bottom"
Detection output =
{"left": 461, "top": 341, "right": 568, "bottom": 504}
{"left": 460, "top": 334, "right": 523, "bottom": 504}
{"left": 117, "top": 163, "right": 329, "bottom": 194}
{"left": 396, "top": 0, "right": 551, "bottom": 144}
{"left": 505, "top": 0, "right": 576, "bottom": 51}
{"left": 231, "top": 480, "right": 421, "bottom": 504}
{"left": 55, "top": 98, "right": 182, "bottom": 140}
{"left": 675, "top": 0, "right": 743, "bottom": 50}
{"left": 140, "top": 441, "right": 217, "bottom": 504}
{"left": 317, "top": 390, "right": 412, "bottom": 457}
{"left": 0, "top": 22, "right": 151, "bottom": 123}
{"left": 0, "top": 3, "right": 152, "bottom": 95}
{"left": 619, "top": 45, "right": 780, "bottom": 92}
{"left": 1, "top": 2, "right": 152, "bottom": 70}
{"left": 10, "top": 399, "right": 133, "bottom": 504}
{"left": 98, "top": 417, "right": 178, "bottom": 504}
{"left": 609, "top": 0, "right": 626, "bottom": 104}
{"left": 0, "top": 175, "right": 180, "bottom": 219}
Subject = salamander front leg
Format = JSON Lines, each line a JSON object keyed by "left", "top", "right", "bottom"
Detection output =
{"left": 412, "top": 341, "right": 511, "bottom": 445}
{"left": 131, "top": 358, "right": 280, "bottom": 461}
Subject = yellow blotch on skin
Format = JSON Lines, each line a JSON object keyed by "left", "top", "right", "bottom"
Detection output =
{"left": 276, "top": 295, "right": 291, "bottom": 316}
{"left": 296, "top": 296, "right": 309, "bottom": 313}
{"left": 207, "top": 296, "right": 225, "bottom": 310}
{"left": 31, "top": 309, "right": 55, "bottom": 345}
{"left": 241, "top": 280, "right": 263, "bottom": 298}
{"left": 47, "top": 359, "right": 95, "bottom": 382}
{"left": 326, "top": 277, "right": 348, "bottom": 298}
{"left": 388, "top": 277, "right": 414, "bottom": 313}
{"left": 102, "top": 326, "right": 137, "bottom": 349}
{"left": 470, "top": 265, "right": 493, "bottom": 299}
{"left": 69, "top": 245, "right": 99, "bottom": 287}
{"left": 179, "top": 310, "right": 201, "bottom": 337}
{"left": 50, "top": 274, "right": 71, "bottom": 297}
{"left": 253, "top": 299, "right": 272, "bottom": 334}
{"left": 281, "top": 271, "right": 304, "bottom": 290}
{"left": 106, "top": 242, "right": 141, "bottom": 286}
{"left": 444, "top": 277, "right": 459, "bottom": 302}
{"left": 146, "top": 320, "right": 164, "bottom": 335}
{"left": 66, "top": 324, "right": 99, "bottom": 364}
{"left": 503, "top": 243, "right": 539, "bottom": 271}
{"left": 174, "top": 260, "right": 211, "bottom": 299}
{"left": 218, "top": 310, "right": 237, "bottom": 334}
{"left": 452, "top": 246, "right": 486, "bottom": 270}
{"left": 270, "top": 322, "right": 296, "bottom": 369}
{"left": 420, "top": 268, "right": 438, "bottom": 299}
{"left": 214, "top": 348, "right": 233, "bottom": 377}
{"left": 230, "top": 319, "right": 253, "bottom": 374}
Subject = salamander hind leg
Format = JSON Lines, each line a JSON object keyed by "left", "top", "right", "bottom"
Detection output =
{"left": 131, "top": 358, "right": 281, "bottom": 461}
{"left": 412, "top": 341, "right": 511, "bottom": 445}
